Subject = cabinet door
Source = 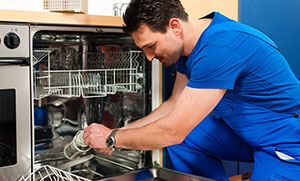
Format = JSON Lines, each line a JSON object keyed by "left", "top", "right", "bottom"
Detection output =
{"left": 239, "top": 0, "right": 300, "bottom": 76}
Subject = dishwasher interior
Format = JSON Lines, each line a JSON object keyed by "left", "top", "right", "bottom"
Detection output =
{"left": 32, "top": 27, "right": 153, "bottom": 180}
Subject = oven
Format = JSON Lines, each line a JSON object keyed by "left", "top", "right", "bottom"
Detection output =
{"left": 0, "top": 21, "right": 162, "bottom": 181}
{"left": 0, "top": 24, "right": 32, "bottom": 181}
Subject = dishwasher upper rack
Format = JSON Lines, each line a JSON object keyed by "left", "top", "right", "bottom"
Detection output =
{"left": 33, "top": 50, "right": 144, "bottom": 99}
{"left": 19, "top": 165, "right": 91, "bottom": 181}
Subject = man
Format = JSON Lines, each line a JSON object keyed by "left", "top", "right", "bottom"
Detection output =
{"left": 83, "top": 0, "right": 300, "bottom": 180}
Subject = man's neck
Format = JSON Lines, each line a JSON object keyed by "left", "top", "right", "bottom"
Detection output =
{"left": 182, "top": 18, "right": 212, "bottom": 57}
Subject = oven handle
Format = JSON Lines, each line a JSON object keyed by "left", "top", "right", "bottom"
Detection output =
{"left": 0, "top": 58, "right": 29, "bottom": 65}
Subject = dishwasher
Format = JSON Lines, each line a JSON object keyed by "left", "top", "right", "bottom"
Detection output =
{"left": 29, "top": 24, "right": 157, "bottom": 180}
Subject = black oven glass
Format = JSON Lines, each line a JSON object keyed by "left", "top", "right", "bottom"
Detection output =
{"left": 0, "top": 89, "right": 16, "bottom": 167}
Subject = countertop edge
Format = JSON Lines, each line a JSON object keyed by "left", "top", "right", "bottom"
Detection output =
{"left": 0, "top": 9, "right": 124, "bottom": 27}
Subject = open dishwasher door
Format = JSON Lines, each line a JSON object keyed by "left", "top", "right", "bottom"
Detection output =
{"left": 20, "top": 164, "right": 215, "bottom": 181}
{"left": 99, "top": 166, "right": 215, "bottom": 181}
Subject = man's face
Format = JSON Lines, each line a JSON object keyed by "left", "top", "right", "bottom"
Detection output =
{"left": 132, "top": 24, "right": 183, "bottom": 67}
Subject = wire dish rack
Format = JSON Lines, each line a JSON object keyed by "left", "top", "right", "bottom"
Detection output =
{"left": 19, "top": 165, "right": 91, "bottom": 181}
{"left": 33, "top": 49, "right": 144, "bottom": 99}
{"left": 32, "top": 48, "right": 56, "bottom": 66}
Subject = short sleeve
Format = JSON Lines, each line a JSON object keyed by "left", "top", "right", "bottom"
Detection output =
{"left": 187, "top": 44, "right": 246, "bottom": 90}
{"left": 176, "top": 56, "right": 188, "bottom": 75}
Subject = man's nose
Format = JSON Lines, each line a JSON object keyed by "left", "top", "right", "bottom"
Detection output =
{"left": 144, "top": 50, "right": 155, "bottom": 62}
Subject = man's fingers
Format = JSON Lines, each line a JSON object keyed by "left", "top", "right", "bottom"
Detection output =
{"left": 95, "top": 148, "right": 113, "bottom": 155}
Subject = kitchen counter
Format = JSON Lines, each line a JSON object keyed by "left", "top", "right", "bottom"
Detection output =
{"left": 0, "top": 9, "right": 123, "bottom": 27}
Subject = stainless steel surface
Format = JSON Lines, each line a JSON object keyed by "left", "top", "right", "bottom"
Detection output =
{"left": 0, "top": 65, "right": 31, "bottom": 181}
{"left": 0, "top": 24, "right": 29, "bottom": 58}
{"left": 57, "top": 154, "right": 94, "bottom": 170}
{"left": 29, "top": 25, "right": 123, "bottom": 40}
{"left": 99, "top": 167, "right": 215, "bottom": 181}
{"left": 0, "top": 23, "right": 31, "bottom": 181}
{"left": 94, "top": 154, "right": 136, "bottom": 171}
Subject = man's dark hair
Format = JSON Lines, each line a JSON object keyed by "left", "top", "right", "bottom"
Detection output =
{"left": 123, "top": 0, "right": 189, "bottom": 34}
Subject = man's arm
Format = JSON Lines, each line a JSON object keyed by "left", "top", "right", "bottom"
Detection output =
{"left": 115, "top": 87, "right": 226, "bottom": 150}
{"left": 84, "top": 85, "right": 226, "bottom": 150}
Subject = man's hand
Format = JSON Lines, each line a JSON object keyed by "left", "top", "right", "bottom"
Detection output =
{"left": 83, "top": 123, "right": 113, "bottom": 155}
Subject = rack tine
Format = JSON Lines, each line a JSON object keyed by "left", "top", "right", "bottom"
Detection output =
{"left": 19, "top": 165, "right": 91, "bottom": 181}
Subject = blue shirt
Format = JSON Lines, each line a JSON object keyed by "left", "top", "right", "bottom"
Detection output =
{"left": 177, "top": 12, "right": 300, "bottom": 114}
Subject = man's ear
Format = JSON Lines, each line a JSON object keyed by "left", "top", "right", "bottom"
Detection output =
{"left": 169, "top": 18, "right": 182, "bottom": 35}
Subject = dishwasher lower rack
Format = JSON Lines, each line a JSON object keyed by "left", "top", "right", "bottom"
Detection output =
{"left": 33, "top": 50, "right": 144, "bottom": 99}
{"left": 19, "top": 165, "right": 91, "bottom": 181}
{"left": 19, "top": 166, "right": 214, "bottom": 181}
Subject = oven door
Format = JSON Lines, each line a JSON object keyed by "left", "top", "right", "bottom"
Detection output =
{"left": 0, "top": 64, "right": 31, "bottom": 181}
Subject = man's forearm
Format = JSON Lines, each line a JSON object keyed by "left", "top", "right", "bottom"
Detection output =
{"left": 115, "top": 115, "right": 180, "bottom": 150}
{"left": 114, "top": 88, "right": 226, "bottom": 151}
